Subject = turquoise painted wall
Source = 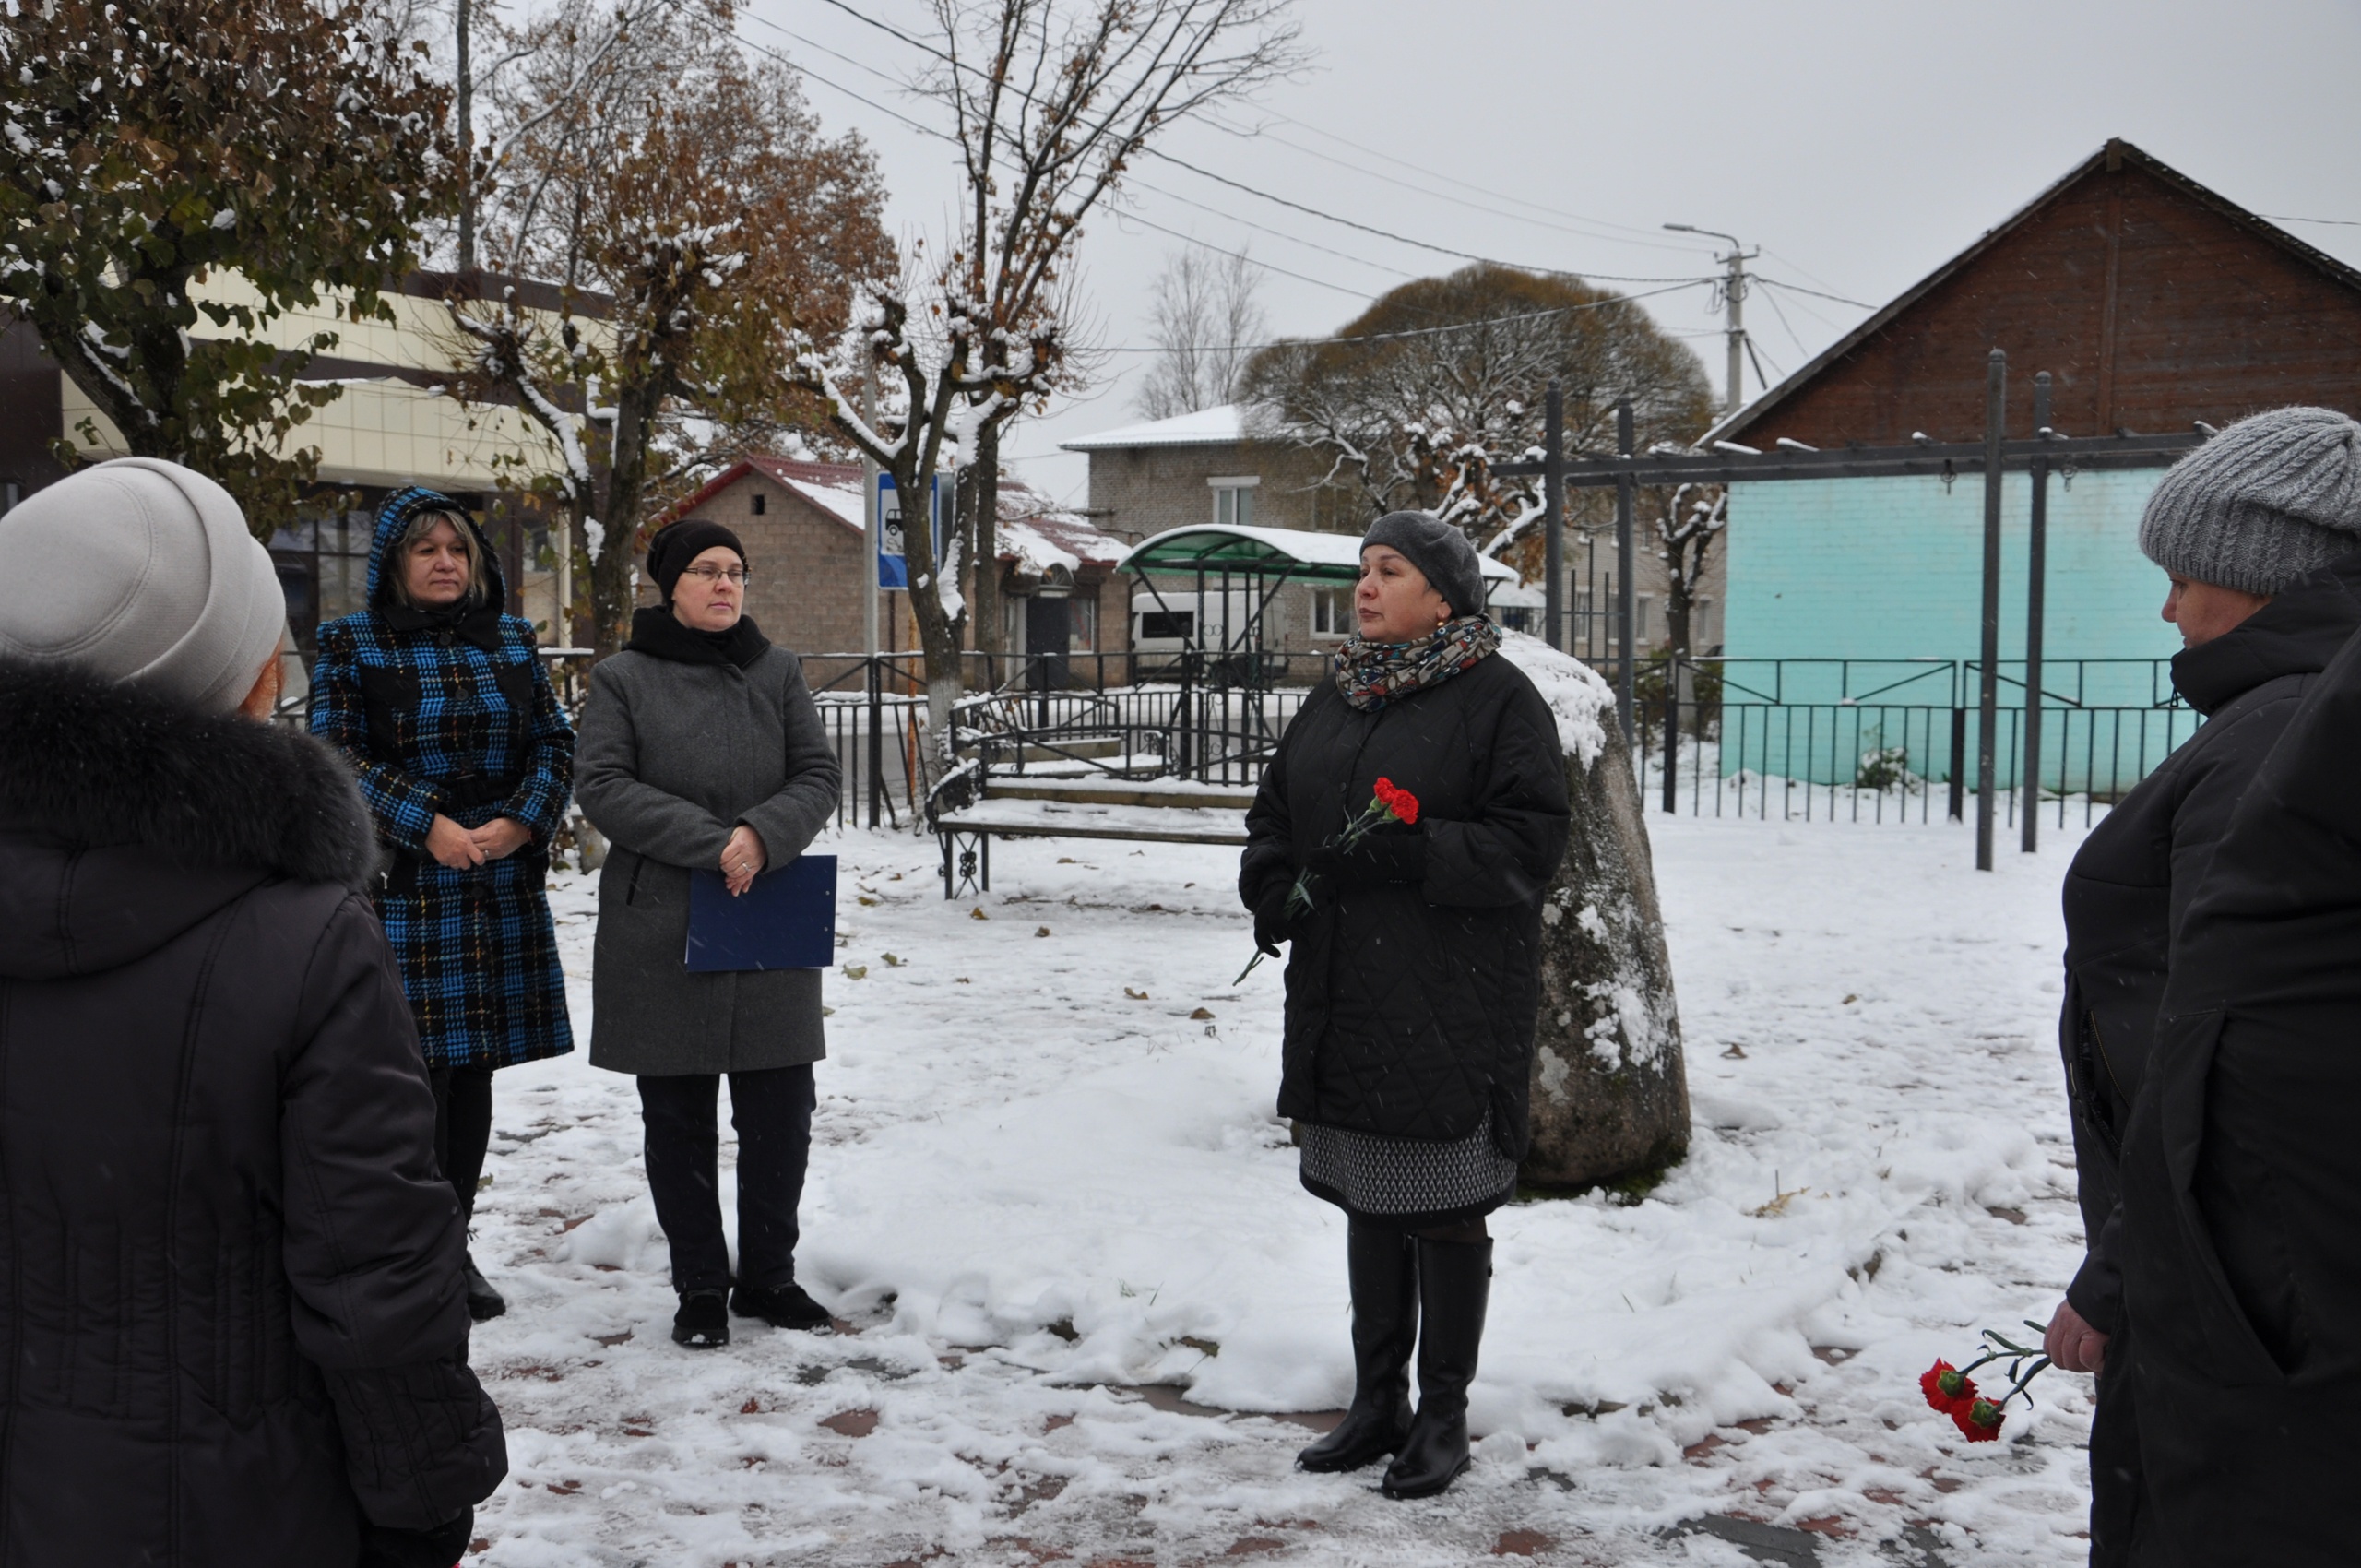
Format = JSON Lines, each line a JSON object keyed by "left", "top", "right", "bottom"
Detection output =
{"left": 1720, "top": 469, "right": 2193, "bottom": 790}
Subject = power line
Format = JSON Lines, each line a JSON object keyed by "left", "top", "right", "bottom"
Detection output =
{"left": 2260, "top": 212, "right": 2361, "bottom": 228}
{"left": 1145, "top": 146, "right": 1715, "bottom": 285}
{"left": 1085, "top": 278, "right": 1709, "bottom": 353}
{"left": 1227, "top": 109, "right": 1692, "bottom": 249}
{"left": 1126, "top": 176, "right": 1423, "bottom": 282}
{"left": 786, "top": 0, "right": 1716, "bottom": 289}
{"left": 1753, "top": 275, "right": 1874, "bottom": 310}
{"left": 1198, "top": 111, "right": 1708, "bottom": 258}
{"left": 1109, "top": 209, "right": 1382, "bottom": 301}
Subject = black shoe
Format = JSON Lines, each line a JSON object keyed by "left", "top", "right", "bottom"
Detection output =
{"left": 1381, "top": 1239, "right": 1492, "bottom": 1501}
{"left": 462, "top": 1254, "right": 506, "bottom": 1323}
{"left": 1298, "top": 1224, "right": 1418, "bottom": 1473}
{"left": 731, "top": 1281, "right": 834, "bottom": 1331}
{"left": 672, "top": 1289, "right": 730, "bottom": 1349}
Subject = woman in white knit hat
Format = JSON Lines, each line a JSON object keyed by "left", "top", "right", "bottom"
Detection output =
{"left": 0, "top": 459, "right": 505, "bottom": 1568}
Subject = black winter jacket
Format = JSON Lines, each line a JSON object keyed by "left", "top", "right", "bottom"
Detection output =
{"left": 2113, "top": 552, "right": 2361, "bottom": 1564}
{"left": 1241, "top": 653, "right": 1570, "bottom": 1158}
{"left": 2058, "top": 556, "right": 2361, "bottom": 1335}
{"left": 0, "top": 662, "right": 507, "bottom": 1567}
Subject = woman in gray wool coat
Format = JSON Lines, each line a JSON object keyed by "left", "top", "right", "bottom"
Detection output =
{"left": 575, "top": 518, "right": 842, "bottom": 1349}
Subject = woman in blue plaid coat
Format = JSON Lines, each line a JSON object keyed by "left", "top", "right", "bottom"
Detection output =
{"left": 312, "top": 487, "right": 575, "bottom": 1322}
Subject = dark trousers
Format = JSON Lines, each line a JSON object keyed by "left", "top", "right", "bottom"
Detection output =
{"left": 637, "top": 1065, "right": 815, "bottom": 1294}
{"left": 428, "top": 1064, "right": 495, "bottom": 1224}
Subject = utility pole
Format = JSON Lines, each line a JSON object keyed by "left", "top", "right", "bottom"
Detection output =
{"left": 1664, "top": 224, "right": 1760, "bottom": 416}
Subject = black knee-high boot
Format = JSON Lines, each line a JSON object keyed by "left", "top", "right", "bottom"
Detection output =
{"left": 1297, "top": 1222, "right": 1418, "bottom": 1472}
{"left": 1381, "top": 1238, "right": 1491, "bottom": 1500}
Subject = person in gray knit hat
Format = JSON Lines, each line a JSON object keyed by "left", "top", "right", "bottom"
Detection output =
{"left": 0, "top": 457, "right": 291, "bottom": 714}
{"left": 2042, "top": 403, "right": 2361, "bottom": 1568}
{"left": 1361, "top": 509, "right": 1489, "bottom": 621}
{"left": 2140, "top": 404, "right": 2361, "bottom": 604}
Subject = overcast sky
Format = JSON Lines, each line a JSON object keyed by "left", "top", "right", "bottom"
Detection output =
{"left": 739, "top": 0, "right": 2361, "bottom": 506}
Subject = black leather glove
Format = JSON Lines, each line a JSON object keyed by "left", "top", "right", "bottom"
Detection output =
{"left": 1252, "top": 880, "right": 1293, "bottom": 956}
{"left": 359, "top": 1510, "right": 474, "bottom": 1568}
{"left": 1306, "top": 829, "right": 1427, "bottom": 893}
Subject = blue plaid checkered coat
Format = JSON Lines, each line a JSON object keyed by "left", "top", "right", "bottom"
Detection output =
{"left": 310, "top": 488, "right": 575, "bottom": 1071}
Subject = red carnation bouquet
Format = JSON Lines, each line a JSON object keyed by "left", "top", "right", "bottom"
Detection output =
{"left": 1237, "top": 778, "right": 1420, "bottom": 983}
{"left": 1917, "top": 1324, "right": 2050, "bottom": 1443}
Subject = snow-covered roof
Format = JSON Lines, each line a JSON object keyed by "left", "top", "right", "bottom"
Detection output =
{"left": 1121, "top": 523, "right": 1517, "bottom": 585}
{"left": 1059, "top": 403, "right": 1245, "bottom": 452}
{"left": 658, "top": 456, "right": 1124, "bottom": 569}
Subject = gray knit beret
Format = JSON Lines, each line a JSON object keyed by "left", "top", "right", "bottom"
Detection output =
{"left": 2138, "top": 407, "right": 2361, "bottom": 595}
{"left": 1361, "top": 510, "right": 1487, "bottom": 619}
{"left": 0, "top": 458, "right": 286, "bottom": 713}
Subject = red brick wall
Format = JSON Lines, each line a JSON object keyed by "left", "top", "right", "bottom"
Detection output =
{"left": 642, "top": 471, "right": 1130, "bottom": 670}
{"left": 1735, "top": 158, "right": 2361, "bottom": 447}
{"left": 637, "top": 471, "right": 899, "bottom": 656}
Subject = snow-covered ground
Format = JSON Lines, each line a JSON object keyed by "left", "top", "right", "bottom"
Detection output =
{"left": 463, "top": 814, "right": 2096, "bottom": 1567}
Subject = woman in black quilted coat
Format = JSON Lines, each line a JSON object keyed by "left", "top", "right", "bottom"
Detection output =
{"left": 1240, "top": 511, "right": 1569, "bottom": 1501}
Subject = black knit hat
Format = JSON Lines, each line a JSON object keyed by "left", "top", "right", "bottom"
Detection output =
{"left": 1361, "top": 510, "right": 1487, "bottom": 619}
{"left": 647, "top": 518, "right": 747, "bottom": 604}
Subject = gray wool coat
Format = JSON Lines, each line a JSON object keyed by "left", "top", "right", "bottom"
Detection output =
{"left": 575, "top": 646, "right": 842, "bottom": 1075}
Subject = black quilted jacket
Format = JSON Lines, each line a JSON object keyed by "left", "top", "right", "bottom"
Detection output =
{"left": 1241, "top": 653, "right": 1570, "bottom": 1158}
{"left": 0, "top": 663, "right": 506, "bottom": 1568}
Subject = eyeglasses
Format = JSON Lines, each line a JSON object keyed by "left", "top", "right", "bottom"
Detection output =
{"left": 680, "top": 564, "right": 751, "bottom": 586}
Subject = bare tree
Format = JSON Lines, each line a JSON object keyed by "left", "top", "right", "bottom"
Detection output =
{"left": 448, "top": 0, "right": 892, "bottom": 652}
{"left": 1240, "top": 264, "right": 1713, "bottom": 556}
{"left": 792, "top": 0, "right": 1303, "bottom": 766}
{"left": 1652, "top": 481, "right": 1726, "bottom": 657}
{"left": 1135, "top": 244, "right": 1266, "bottom": 420}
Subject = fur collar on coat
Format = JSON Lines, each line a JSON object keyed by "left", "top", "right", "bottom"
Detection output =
{"left": 0, "top": 659, "right": 379, "bottom": 889}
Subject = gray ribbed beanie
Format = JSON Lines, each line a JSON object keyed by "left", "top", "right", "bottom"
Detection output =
{"left": 2138, "top": 406, "right": 2361, "bottom": 595}
{"left": 1361, "top": 510, "right": 1488, "bottom": 619}
{"left": 0, "top": 457, "right": 286, "bottom": 713}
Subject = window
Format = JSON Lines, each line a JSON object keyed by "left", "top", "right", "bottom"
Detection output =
{"left": 752, "top": 492, "right": 766, "bottom": 515}
{"left": 1311, "top": 587, "right": 1352, "bottom": 638}
{"left": 1070, "top": 592, "right": 1097, "bottom": 651}
{"left": 1208, "top": 476, "right": 1259, "bottom": 529}
{"left": 1139, "top": 610, "right": 1193, "bottom": 641}
{"left": 1637, "top": 595, "right": 1653, "bottom": 640}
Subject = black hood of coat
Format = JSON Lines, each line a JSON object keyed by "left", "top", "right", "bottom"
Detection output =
{"left": 2169, "top": 550, "right": 2361, "bottom": 716}
{"left": 0, "top": 660, "right": 379, "bottom": 979}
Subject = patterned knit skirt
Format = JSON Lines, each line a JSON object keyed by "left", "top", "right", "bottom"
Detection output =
{"left": 1299, "top": 1113, "right": 1520, "bottom": 1231}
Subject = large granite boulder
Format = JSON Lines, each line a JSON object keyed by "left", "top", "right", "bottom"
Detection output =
{"left": 1497, "top": 636, "right": 1691, "bottom": 1192}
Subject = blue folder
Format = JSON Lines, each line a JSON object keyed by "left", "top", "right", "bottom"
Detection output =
{"left": 684, "top": 854, "right": 837, "bottom": 972}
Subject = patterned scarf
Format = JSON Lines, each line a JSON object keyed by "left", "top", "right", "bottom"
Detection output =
{"left": 1333, "top": 615, "right": 1502, "bottom": 712}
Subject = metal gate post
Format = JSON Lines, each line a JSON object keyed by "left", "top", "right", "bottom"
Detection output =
{"left": 1615, "top": 401, "right": 1637, "bottom": 749}
{"left": 1544, "top": 379, "right": 1565, "bottom": 651}
{"left": 1975, "top": 350, "right": 2005, "bottom": 872}
{"left": 2023, "top": 372, "right": 2051, "bottom": 853}
{"left": 866, "top": 654, "right": 883, "bottom": 829}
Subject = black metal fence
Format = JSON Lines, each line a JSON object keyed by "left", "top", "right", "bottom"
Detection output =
{"left": 1631, "top": 656, "right": 2197, "bottom": 827}
{"left": 282, "top": 647, "right": 2193, "bottom": 837}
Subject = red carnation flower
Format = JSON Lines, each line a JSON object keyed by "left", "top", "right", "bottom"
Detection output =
{"left": 1373, "top": 778, "right": 1420, "bottom": 826}
{"left": 1919, "top": 1360, "right": 1975, "bottom": 1413}
{"left": 1952, "top": 1397, "right": 2005, "bottom": 1443}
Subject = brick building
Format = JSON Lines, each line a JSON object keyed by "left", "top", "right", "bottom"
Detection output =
{"left": 1, "top": 273, "right": 600, "bottom": 652}
{"left": 1711, "top": 137, "right": 2361, "bottom": 678}
{"left": 648, "top": 456, "right": 1130, "bottom": 671}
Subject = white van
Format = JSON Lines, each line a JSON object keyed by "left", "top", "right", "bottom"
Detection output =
{"left": 1130, "top": 588, "right": 1262, "bottom": 653}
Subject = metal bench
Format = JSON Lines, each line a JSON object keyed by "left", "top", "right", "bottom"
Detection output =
{"left": 933, "top": 775, "right": 1254, "bottom": 897}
